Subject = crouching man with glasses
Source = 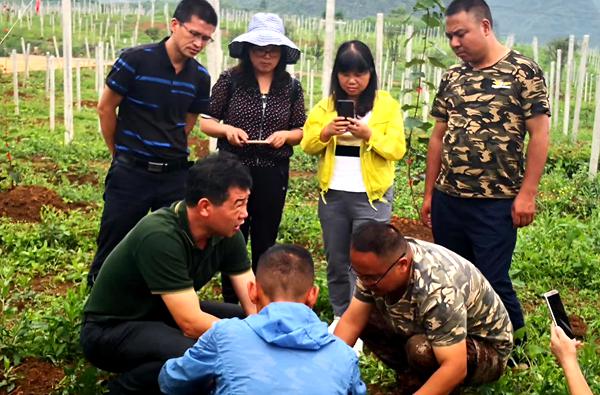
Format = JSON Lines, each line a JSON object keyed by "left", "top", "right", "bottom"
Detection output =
{"left": 335, "top": 221, "right": 514, "bottom": 394}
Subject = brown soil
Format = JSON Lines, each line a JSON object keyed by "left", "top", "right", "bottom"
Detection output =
{"left": 31, "top": 276, "right": 74, "bottom": 296}
{"left": 0, "top": 185, "right": 88, "bottom": 222}
{"left": 391, "top": 216, "right": 434, "bottom": 242}
{"left": 30, "top": 156, "right": 98, "bottom": 186}
{"left": 569, "top": 314, "right": 588, "bottom": 338}
{"left": 80, "top": 99, "right": 98, "bottom": 109}
{"left": 188, "top": 136, "right": 210, "bottom": 159}
{"left": 65, "top": 172, "right": 99, "bottom": 186}
{"left": 4, "top": 358, "right": 64, "bottom": 395}
{"left": 290, "top": 170, "right": 315, "bottom": 178}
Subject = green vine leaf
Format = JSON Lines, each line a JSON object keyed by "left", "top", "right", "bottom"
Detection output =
{"left": 427, "top": 55, "right": 448, "bottom": 69}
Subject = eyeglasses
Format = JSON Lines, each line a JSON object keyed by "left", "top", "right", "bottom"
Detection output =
{"left": 350, "top": 251, "right": 406, "bottom": 287}
{"left": 250, "top": 45, "right": 281, "bottom": 57}
{"left": 179, "top": 21, "right": 214, "bottom": 43}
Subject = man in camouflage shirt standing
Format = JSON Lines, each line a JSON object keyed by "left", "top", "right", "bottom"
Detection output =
{"left": 421, "top": 0, "right": 550, "bottom": 338}
{"left": 335, "top": 222, "right": 513, "bottom": 394}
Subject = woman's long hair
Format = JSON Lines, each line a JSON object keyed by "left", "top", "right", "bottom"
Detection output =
{"left": 330, "top": 40, "right": 378, "bottom": 117}
{"left": 230, "top": 44, "right": 290, "bottom": 91}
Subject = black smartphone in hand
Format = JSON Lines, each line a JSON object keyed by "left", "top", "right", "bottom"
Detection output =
{"left": 336, "top": 99, "right": 355, "bottom": 119}
{"left": 543, "top": 289, "right": 575, "bottom": 339}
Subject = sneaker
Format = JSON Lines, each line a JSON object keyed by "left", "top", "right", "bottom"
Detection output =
{"left": 353, "top": 337, "right": 364, "bottom": 356}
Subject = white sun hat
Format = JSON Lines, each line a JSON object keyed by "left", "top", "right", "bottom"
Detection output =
{"left": 228, "top": 13, "right": 300, "bottom": 64}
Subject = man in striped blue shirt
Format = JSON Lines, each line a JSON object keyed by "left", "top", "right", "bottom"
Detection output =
{"left": 88, "top": 0, "right": 217, "bottom": 286}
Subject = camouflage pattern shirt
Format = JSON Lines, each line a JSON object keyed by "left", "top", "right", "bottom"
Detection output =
{"left": 431, "top": 50, "right": 551, "bottom": 198}
{"left": 355, "top": 238, "right": 514, "bottom": 359}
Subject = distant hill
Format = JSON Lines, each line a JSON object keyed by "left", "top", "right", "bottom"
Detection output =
{"left": 222, "top": 0, "right": 600, "bottom": 47}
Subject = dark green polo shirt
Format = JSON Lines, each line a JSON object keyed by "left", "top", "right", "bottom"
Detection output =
{"left": 84, "top": 201, "right": 250, "bottom": 321}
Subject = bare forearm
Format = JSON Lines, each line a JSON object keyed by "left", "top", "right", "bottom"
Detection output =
{"left": 181, "top": 311, "right": 220, "bottom": 339}
{"left": 424, "top": 136, "right": 443, "bottom": 199}
{"left": 285, "top": 128, "right": 303, "bottom": 145}
{"left": 415, "top": 364, "right": 466, "bottom": 395}
{"left": 562, "top": 359, "right": 593, "bottom": 395}
{"left": 200, "top": 117, "right": 230, "bottom": 139}
{"left": 98, "top": 110, "right": 118, "bottom": 156}
{"left": 521, "top": 131, "right": 549, "bottom": 196}
{"left": 185, "top": 113, "right": 199, "bottom": 136}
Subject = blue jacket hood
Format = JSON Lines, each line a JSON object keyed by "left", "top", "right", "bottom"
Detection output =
{"left": 244, "top": 302, "right": 336, "bottom": 350}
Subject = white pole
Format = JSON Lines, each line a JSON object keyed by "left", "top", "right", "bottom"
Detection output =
{"left": 375, "top": 13, "right": 384, "bottom": 86}
{"left": 50, "top": 56, "right": 56, "bottom": 131}
{"left": 563, "top": 35, "right": 575, "bottom": 136}
{"left": 63, "top": 0, "right": 74, "bottom": 144}
{"left": 151, "top": 1, "right": 155, "bottom": 28}
{"left": 549, "top": 61, "right": 556, "bottom": 114}
{"left": 40, "top": 4, "right": 44, "bottom": 37}
{"left": 572, "top": 35, "right": 589, "bottom": 142}
{"left": 53, "top": 35, "right": 60, "bottom": 57}
{"left": 553, "top": 49, "right": 562, "bottom": 129}
{"left": 164, "top": 3, "right": 169, "bottom": 35}
{"left": 532, "top": 36, "right": 539, "bottom": 63}
{"left": 76, "top": 59, "right": 81, "bottom": 111}
{"left": 97, "top": 44, "right": 104, "bottom": 134}
{"left": 321, "top": 0, "right": 335, "bottom": 99}
{"left": 206, "top": 0, "right": 223, "bottom": 87}
{"left": 45, "top": 52, "right": 51, "bottom": 97}
{"left": 309, "top": 65, "right": 315, "bottom": 109}
{"left": 24, "top": 42, "right": 31, "bottom": 81}
{"left": 589, "top": 74, "right": 600, "bottom": 178}
{"left": 12, "top": 50, "right": 19, "bottom": 115}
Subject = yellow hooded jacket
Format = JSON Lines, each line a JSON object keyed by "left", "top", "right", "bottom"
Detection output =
{"left": 301, "top": 90, "right": 406, "bottom": 205}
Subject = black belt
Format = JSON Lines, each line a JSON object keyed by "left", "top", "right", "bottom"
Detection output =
{"left": 335, "top": 145, "right": 360, "bottom": 157}
{"left": 116, "top": 154, "right": 192, "bottom": 173}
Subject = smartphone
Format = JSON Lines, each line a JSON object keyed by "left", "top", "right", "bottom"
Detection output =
{"left": 336, "top": 99, "right": 355, "bottom": 119}
{"left": 246, "top": 140, "right": 270, "bottom": 144}
{"left": 543, "top": 290, "right": 575, "bottom": 339}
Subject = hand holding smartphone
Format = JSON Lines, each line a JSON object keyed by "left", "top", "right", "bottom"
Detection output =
{"left": 544, "top": 290, "right": 575, "bottom": 339}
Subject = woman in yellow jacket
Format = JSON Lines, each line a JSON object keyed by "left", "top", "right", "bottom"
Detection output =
{"left": 301, "top": 40, "right": 406, "bottom": 324}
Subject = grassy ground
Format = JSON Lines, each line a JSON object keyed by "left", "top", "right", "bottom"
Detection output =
{"left": 1, "top": 45, "right": 600, "bottom": 394}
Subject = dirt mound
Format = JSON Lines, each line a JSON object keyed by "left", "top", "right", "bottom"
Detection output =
{"left": 0, "top": 185, "right": 87, "bottom": 222}
{"left": 7, "top": 358, "right": 64, "bottom": 395}
{"left": 570, "top": 314, "right": 588, "bottom": 338}
{"left": 391, "top": 216, "right": 433, "bottom": 242}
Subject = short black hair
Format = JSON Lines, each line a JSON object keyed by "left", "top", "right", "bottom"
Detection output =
{"left": 446, "top": 0, "right": 493, "bottom": 28}
{"left": 173, "top": 0, "right": 218, "bottom": 26}
{"left": 330, "top": 40, "right": 378, "bottom": 117}
{"left": 351, "top": 221, "right": 408, "bottom": 262}
{"left": 184, "top": 152, "right": 252, "bottom": 207}
{"left": 256, "top": 244, "right": 315, "bottom": 300}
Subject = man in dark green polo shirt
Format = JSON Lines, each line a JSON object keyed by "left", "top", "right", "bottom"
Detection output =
{"left": 80, "top": 153, "right": 255, "bottom": 395}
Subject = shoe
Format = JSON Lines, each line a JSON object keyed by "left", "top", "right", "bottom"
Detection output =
{"left": 353, "top": 337, "right": 364, "bottom": 356}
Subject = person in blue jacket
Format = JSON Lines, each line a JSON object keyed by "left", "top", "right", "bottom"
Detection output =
{"left": 159, "top": 244, "right": 366, "bottom": 395}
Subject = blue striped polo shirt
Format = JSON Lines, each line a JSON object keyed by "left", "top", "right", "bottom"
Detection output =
{"left": 106, "top": 38, "right": 211, "bottom": 161}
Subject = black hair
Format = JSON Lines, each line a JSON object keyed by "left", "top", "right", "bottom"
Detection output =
{"left": 351, "top": 221, "right": 408, "bottom": 262}
{"left": 256, "top": 244, "right": 315, "bottom": 300}
{"left": 184, "top": 152, "right": 252, "bottom": 207}
{"left": 330, "top": 40, "right": 378, "bottom": 117}
{"left": 173, "top": 0, "right": 218, "bottom": 26}
{"left": 446, "top": 0, "right": 493, "bottom": 28}
{"left": 231, "top": 44, "right": 290, "bottom": 91}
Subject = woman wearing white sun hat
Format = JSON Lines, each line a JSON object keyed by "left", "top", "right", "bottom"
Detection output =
{"left": 201, "top": 13, "right": 306, "bottom": 303}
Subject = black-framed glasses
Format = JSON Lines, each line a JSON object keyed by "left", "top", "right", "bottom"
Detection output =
{"left": 249, "top": 45, "right": 281, "bottom": 57}
{"left": 179, "top": 21, "right": 214, "bottom": 43}
{"left": 350, "top": 251, "right": 406, "bottom": 287}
